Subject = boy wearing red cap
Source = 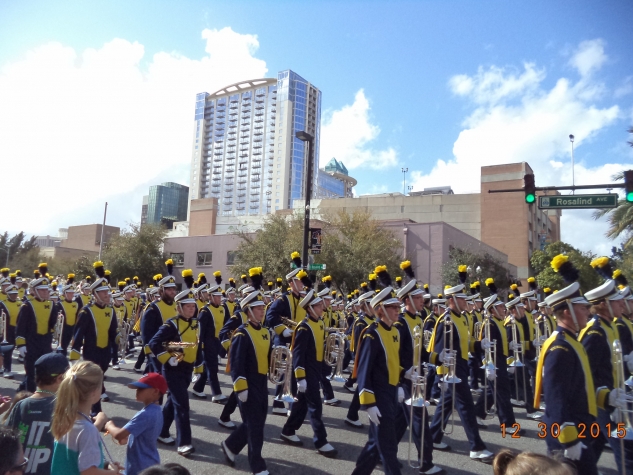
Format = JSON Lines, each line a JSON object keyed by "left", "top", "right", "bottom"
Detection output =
{"left": 103, "top": 373, "right": 166, "bottom": 475}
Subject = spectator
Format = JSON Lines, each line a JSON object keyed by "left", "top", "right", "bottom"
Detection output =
{"left": 103, "top": 373, "right": 166, "bottom": 475}
{"left": 138, "top": 464, "right": 191, "bottom": 475}
{"left": 493, "top": 449, "right": 576, "bottom": 475}
{"left": 162, "top": 463, "right": 191, "bottom": 475}
{"left": 4, "top": 353, "right": 69, "bottom": 475}
{"left": 0, "top": 427, "right": 27, "bottom": 475}
{"left": 0, "top": 395, "right": 13, "bottom": 417}
{"left": 1, "top": 391, "right": 33, "bottom": 423}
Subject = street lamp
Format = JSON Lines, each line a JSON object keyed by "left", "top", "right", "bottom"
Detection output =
{"left": 401, "top": 168, "right": 408, "bottom": 195}
{"left": 407, "top": 185, "right": 413, "bottom": 195}
{"left": 296, "top": 130, "right": 315, "bottom": 266}
{"left": 569, "top": 134, "right": 575, "bottom": 195}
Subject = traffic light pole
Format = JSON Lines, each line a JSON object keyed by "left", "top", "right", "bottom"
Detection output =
{"left": 489, "top": 183, "right": 626, "bottom": 193}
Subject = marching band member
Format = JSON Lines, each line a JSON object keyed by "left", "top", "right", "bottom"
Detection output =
{"left": 111, "top": 289, "right": 127, "bottom": 370}
{"left": 534, "top": 254, "right": 632, "bottom": 475}
{"left": 393, "top": 270, "right": 442, "bottom": 475}
{"left": 265, "top": 252, "right": 309, "bottom": 415}
{"left": 280, "top": 289, "right": 338, "bottom": 457}
{"left": 0, "top": 268, "right": 11, "bottom": 303}
{"left": 191, "top": 270, "right": 230, "bottom": 403}
{"left": 57, "top": 274, "right": 79, "bottom": 356}
{"left": 16, "top": 265, "right": 57, "bottom": 392}
{"left": 75, "top": 278, "right": 92, "bottom": 310}
{"left": 0, "top": 282, "right": 21, "bottom": 379}
{"left": 221, "top": 290, "right": 271, "bottom": 475}
{"left": 317, "top": 287, "right": 341, "bottom": 406}
{"left": 428, "top": 266, "right": 493, "bottom": 462}
{"left": 142, "top": 261, "right": 178, "bottom": 374}
{"left": 225, "top": 279, "right": 238, "bottom": 315}
{"left": 149, "top": 281, "right": 203, "bottom": 457}
{"left": 69, "top": 261, "right": 117, "bottom": 414}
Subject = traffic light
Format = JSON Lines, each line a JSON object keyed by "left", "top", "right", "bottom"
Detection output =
{"left": 524, "top": 173, "right": 536, "bottom": 204}
{"left": 625, "top": 170, "right": 633, "bottom": 202}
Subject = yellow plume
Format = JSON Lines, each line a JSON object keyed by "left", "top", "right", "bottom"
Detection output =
{"left": 400, "top": 260, "right": 411, "bottom": 270}
{"left": 182, "top": 269, "right": 193, "bottom": 278}
{"left": 590, "top": 256, "right": 609, "bottom": 269}
{"left": 291, "top": 251, "right": 300, "bottom": 259}
{"left": 458, "top": 265, "right": 467, "bottom": 273}
{"left": 551, "top": 254, "right": 568, "bottom": 272}
{"left": 485, "top": 277, "right": 494, "bottom": 286}
{"left": 613, "top": 269, "right": 622, "bottom": 279}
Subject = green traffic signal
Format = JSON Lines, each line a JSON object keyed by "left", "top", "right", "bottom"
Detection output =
{"left": 525, "top": 193, "right": 536, "bottom": 204}
{"left": 627, "top": 191, "right": 633, "bottom": 202}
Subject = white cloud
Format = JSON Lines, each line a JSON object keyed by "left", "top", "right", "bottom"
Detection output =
{"left": 614, "top": 76, "right": 633, "bottom": 98}
{"left": 320, "top": 89, "right": 397, "bottom": 170}
{"left": 411, "top": 38, "right": 626, "bottom": 254}
{"left": 0, "top": 27, "right": 267, "bottom": 235}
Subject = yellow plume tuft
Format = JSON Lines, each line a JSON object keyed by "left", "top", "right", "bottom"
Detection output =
{"left": 297, "top": 270, "right": 308, "bottom": 279}
{"left": 613, "top": 269, "right": 622, "bottom": 279}
{"left": 374, "top": 265, "right": 387, "bottom": 274}
{"left": 92, "top": 261, "right": 103, "bottom": 268}
{"left": 551, "top": 254, "right": 569, "bottom": 272}
{"left": 68, "top": 273, "right": 75, "bottom": 279}
{"left": 368, "top": 273, "right": 376, "bottom": 281}
{"left": 458, "top": 265, "right": 468, "bottom": 273}
{"left": 182, "top": 269, "right": 193, "bottom": 278}
{"left": 590, "top": 256, "right": 609, "bottom": 269}
{"left": 165, "top": 259, "right": 174, "bottom": 265}
{"left": 485, "top": 277, "right": 494, "bottom": 286}
{"left": 444, "top": 285, "right": 451, "bottom": 290}
{"left": 291, "top": 251, "right": 300, "bottom": 259}
{"left": 213, "top": 271, "right": 221, "bottom": 277}
{"left": 249, "top": 267, "right": 262, "bottom": 277}
{"left": 470, "top": 282, "right": 477, "bottom": 289}
{"left": 510, "top": 284, "right": 518, "bottom": 291}
{"left": 395, "top": 276, "right": 402, "bottom": 282}
{"left": 527, "top": 277, "right": 535, "bottom": 283}
{"left": 400, "top": 260, "right": 411, "bottom": 270}
{"left": 198, "top": 273, "right": 206, "bottom": 278}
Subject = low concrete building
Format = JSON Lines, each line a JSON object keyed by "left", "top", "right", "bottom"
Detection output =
{"left": 61, "top": 224, "right": 120, "bottom": 253}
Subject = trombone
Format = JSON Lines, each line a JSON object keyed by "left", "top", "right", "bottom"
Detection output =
{"left": 508, "top": 316, "right": 527, "bottom": 406}
{"left": 325, "top": 331, "right": 346, "bottom": 382}
{"left": 406, "top": 326, "right": 430, "bottom": 469}
{"left": 53, "top": 311, "right": 64, "bottom": 351}
{"left": 269, "top": 345, "right": 295, "bottom": 403}
{"left": 1, "top": 311, "right": 14, "bottom": 352}
{"left": 439, "top": 313, "right": 461, "bottom": 435}
{"left": 612, "top": 340, "right": 633, "bottom": 475}
{"left": 480, "top": 317, "right": 497, "bottom": 417}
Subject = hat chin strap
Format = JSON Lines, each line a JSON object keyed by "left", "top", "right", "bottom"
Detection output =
{"left": 567, "top": 300, "right": 580, "bottom": 333}
{"left": 408, "top": 297, "right": 418, "bottom": 315}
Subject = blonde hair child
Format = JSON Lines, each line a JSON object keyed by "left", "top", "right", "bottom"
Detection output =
{"left": 51, "top": 361, "right": 122, "bottom": 475}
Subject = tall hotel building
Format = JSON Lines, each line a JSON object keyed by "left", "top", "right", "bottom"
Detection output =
{"left": 189, "top": 69, "right": 354, "bottom": 221}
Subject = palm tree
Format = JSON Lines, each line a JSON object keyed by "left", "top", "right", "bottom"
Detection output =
{"left": 593, "top": 127, "right": 633, "bottom": 247}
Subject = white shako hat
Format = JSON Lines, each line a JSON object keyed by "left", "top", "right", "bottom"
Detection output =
{"left": 585, "top": 279, "right": 624, "bottom": 303}
{"left": 544, "top": 282, "right": 589, "bottom": 311}
{"left": 241, "top": 290, "right": 265, "bottom": 309}
{"left": 370, "top": 287, "right": 399, "bottom": 308}
{"left": 505, "top": 296, "right": 522, "bottom": 309}
{"left": 29, "top": 277, "right": 50, "bottom": 290}
{"left": 174, "top": 289, "right": 196, "bottom": 305}
{"left": 444, "top": 284, "right": 467, "bottom": 298}
{"left": 299, "top": 289, "right": 322, "bottom": 309}
{"left": 397, "top": 279, "right": 424, "bottom": 299}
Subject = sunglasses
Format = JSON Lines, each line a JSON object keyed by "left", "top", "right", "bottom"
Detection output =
{"left": 10, "top": 457, "right": 28, "bottom": 473}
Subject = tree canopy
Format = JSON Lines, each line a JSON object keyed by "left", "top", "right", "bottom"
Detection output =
{"left": 530, "top": 241, "right": 602, "bottom": 292}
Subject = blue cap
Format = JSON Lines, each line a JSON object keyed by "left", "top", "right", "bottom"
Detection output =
{"left": 35, "top": 353, "right": 70, "bottom": 378}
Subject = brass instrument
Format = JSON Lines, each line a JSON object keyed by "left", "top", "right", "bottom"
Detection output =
{"left": 480, "top": 317, "right": 497, "bottom": 417}
{"left": 281, "top": 317, "right": 298, "bottom": 330}
{"left": 118, "top": 319, "right": 131, "bottom": 364}
{"left": 53, "top": 311, "right": 64, "bottom": 350}
{"left": 269, "top": 345, "right": 295, "bottom": 403}
{"left": 612, "top": 340, "right": 633, "bottom": 475}
{"left": 423, "top": 330, "right": 433, "bottom": 351}
{"left": 509, "top": 316, "right": 527, "bottom": 406}
{"left": 406, "top": 326, "right": 430, "bottom": 469}
{"left": 439, "top": 313, "right": 461, "bottom": 435}
{"left": 162, "top": 341, "right": 197, "bottom": 362}
{"left": 324, "top": 331, "right": 346, "bottom": 382}
{"left": 1, "top": 311, "right": 14, "bottom": 352}
{"left": 473, "top": 320, "right": 483, "bottom": 340}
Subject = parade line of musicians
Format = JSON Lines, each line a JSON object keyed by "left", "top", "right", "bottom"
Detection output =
{"left": 1, "top": 251, "right": 633, "bottom": 475}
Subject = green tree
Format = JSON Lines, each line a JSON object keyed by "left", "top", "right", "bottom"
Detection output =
{"left": 440, "top": 247, "right": 513, "bottom": 297}
{"left": 101, "top": 223, "right": 168, "bottom": 285}
{"left": 530, "top": 241, "right": 602, "bottom": 292}
{"left": 592, "top": 127, "right": 633, "bottom": 247}
{"left": 0, "top": 231, "right": 39, "bottom": 269}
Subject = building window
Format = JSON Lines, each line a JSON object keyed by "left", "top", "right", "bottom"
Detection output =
{"left": 197, "top": 252, "right": 213, "bottom": 266}
{"left": 227, "top": 251, "right": 238, "bottom": 266}
{"left": 170, "top": 253, "right": 185, "bottom": 267}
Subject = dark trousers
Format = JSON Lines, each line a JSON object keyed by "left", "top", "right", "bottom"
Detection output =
{"left": 430, "top": 364, "right": 487, "bottom": 451}
{"left": 352, "top": 386, "right": 401, "bottom": 475}
{"left": 135, "top": 350, "right": 146, "bottom": 371}
{"left": 192, "top": 353, "right": 222, "bottom": 396}
{"left": 320, "top": 361, "right": 335, "bottom": 400}
{"left": 220, "top": 391, "right": 238, "bottom": 422}
{"left": 59, "top": 324, "right": 74, "bottom": 356}
{"left": 283, "top": 379, "right": 328, "bottom": 449}
{"left": 395, "top": 382, "right": 434, "bottom": 472}
{"left": 425, "top": 366, "right": 437, "bottom": 400}
{"left": 347, "top": 387, "right": 361, "bottom": 421}
{"left": 475, "top": 361, "right": 516, "bottom": 426}
{"left": 19, "top": 345, "right": 51, "bottom": 392}
{"left": 149, "top": 355, "right": 163, "bottom": 374}
{"left": 2, "top": 325, "right": 15, "bottom": 372}
{"left": 468, "top": 353, "right": 483, "bottom": 390}
{"left": 342, "top": 346, "right": 352, "bottom": 373}
{"left": 546, "top": 434, "right": 598, "bottom": 475}
{"left": 512, "top": 360, "right": 537, "bottom": 413}
{"left": 161, "top": 367, "right": 193, "bottom": 446}
{"left": 86, "top": 352, "right": 110, "bottom": 416}
{"left": 225, "top": 389, "right": 268, "bottom": 474}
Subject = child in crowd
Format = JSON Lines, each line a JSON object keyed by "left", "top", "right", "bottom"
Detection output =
{"left": 104, "top": 373, "right": 166, "bottom": 475}
{"left": 1, "top": 391, "right": 32, "bottom": 423}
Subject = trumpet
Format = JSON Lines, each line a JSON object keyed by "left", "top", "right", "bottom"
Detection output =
{"left": 423, "top": 329, "right": 432, "bottom": 351}
{"left": 480, "top": 317, "right": 497, "bottom": 417}
{"left": 162, "top": 341, "right": 197, "bottom": 362}
{"left": 612, "top": 340, "right": 633, "bottom": 475}
{"left": 508, "top": 316, "right": 527, "bottom": 406}
{"left": 53, "top": 311, "right": 64, "bottom": 350}
{"left": 439, "top": 313, "right": 461, "bottom": 435}
{"left": 324, "top": 332, "right": 346, "bottom": 382}
{"left": 269, "top": 345, "right": 295, "bottom": 403}
{"left": 1, "top": 311, "right": 14, "bottom": 352}
{"left": 406, "top": 326, "right": 430, "bottom": 469}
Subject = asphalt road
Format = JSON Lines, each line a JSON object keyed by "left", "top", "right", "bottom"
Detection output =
{"left": 0, "top": 353, "right": 620, "bottom": 475}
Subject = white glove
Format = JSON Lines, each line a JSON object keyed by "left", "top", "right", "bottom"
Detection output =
{"left": 297, "top": 379, "right": 307, "bottom": 393}
{"left": 404, "top": 366, "right": 418, "bottom": 381}
{"left": 168, "top": 356, "right": 179, "bottom": 366}
{"left": 282, "top": 328, "right": 293, "bottom": 338}
{"left": 486, "top": 368, "right": 496, "bottom": 381}
{"left": 366, "top": 406, "right": 381, "bottom": 425}
{"left": 397, "top": 387, "right": 404, "bottom": 403}
{"left": 507, "top": 366, "right": 515, "bottom": 375}
{"left": 564, "top": 441, "right": 586, "bottom": 461}
{"left": 624, "top": 352, "right": 633, "bottom": 373}
{"left": 18, "top": 346, "right": 26, "bottom": 358}
{"left": 608, "top": 388, "right": 633, "bottom": 409}
{"left": 480, "top": 338, "right": 491, "bottom": 350}
{"left": 238, "top": 390, "right": 248, "bottom": 402}
{"left": 438, "top": 381, "right": 449, "bottom": 392}
{"left": 509, "top": 341, "right": 518, "bottom": 351}
{"left": 437, "top": 349, "right": 448, "bottom": 364}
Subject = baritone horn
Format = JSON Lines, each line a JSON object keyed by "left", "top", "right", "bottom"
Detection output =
{"left": 406, "top": 326, "right": 430, "bottom": 469}
{"left": 439, "top": 314, "right": 461, "bottom": 435}
{"left": 269, "top": 345, "right": 295, "bottom": 403}
{"left": 163, "top": 341, "right": 197, "bottom": 362}
{"left": 324, "top": 331, "right": 346, "bottom": 382}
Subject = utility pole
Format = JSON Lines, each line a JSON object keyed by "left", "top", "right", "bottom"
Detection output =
{"left": 402, "top": 167, "right": 408, "bottom": 195}
{"left": 569, "top": 134, "right": 575, "bottom": 195}
{"left": 296, "top": 131, "right": 315, "bottom": 266}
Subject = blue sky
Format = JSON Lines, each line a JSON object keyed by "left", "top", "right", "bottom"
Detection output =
{"left": 0, "top": 1, "right": 631, "bottom": 254}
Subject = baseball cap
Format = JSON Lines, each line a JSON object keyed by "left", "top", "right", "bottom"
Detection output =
{"left": 34, "top": 353, "right": 70, "bottom": 379}
{"left": 128, "top": 372, "right": 168, "bottom": 395}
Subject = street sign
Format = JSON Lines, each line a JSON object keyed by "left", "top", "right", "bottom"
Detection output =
{"left": 308, "top": 264, "right": 326, "bottom": 271}
{"left": 538, "top": 194, "right": 617, "bottom": 210}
